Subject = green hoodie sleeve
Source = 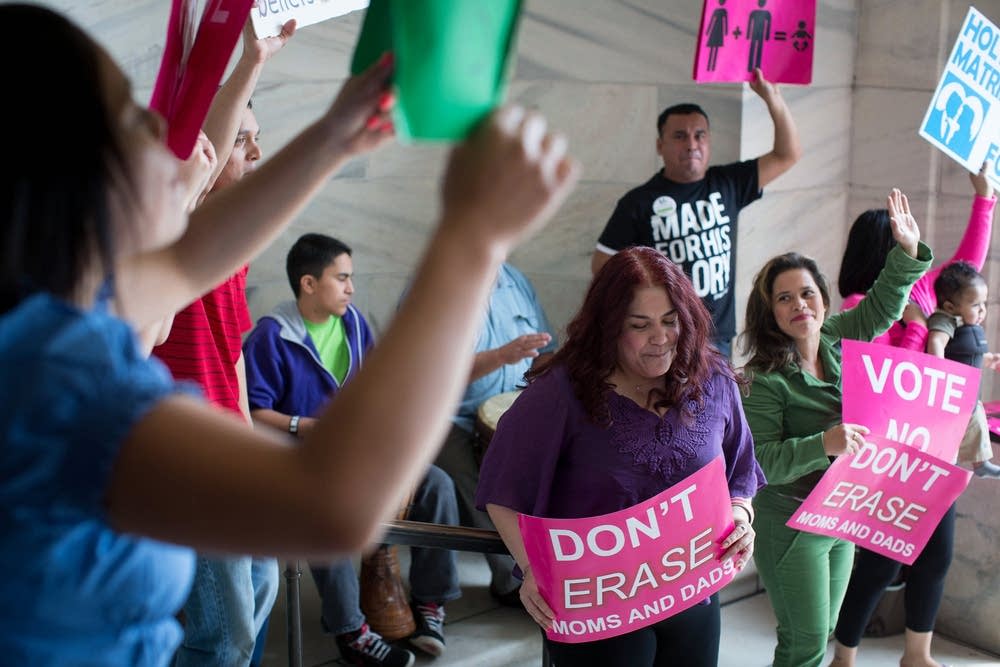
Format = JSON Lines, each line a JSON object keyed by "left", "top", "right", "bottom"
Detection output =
{"left": 824, "top": 241, "right": 933, "bottom": 342}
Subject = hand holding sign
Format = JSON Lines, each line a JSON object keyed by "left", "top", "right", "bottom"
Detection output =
{"left": 521, "top": 565, "right": 556, "bottom": 630}
{"left": 971, "top": 160, "right": 995, "bottom": 199}
{"left": 887, "top": 188, "right": 920, "bottom": 258}
{"left": 243, "top": 4, "right": 295, "bottom": 66}
{"left": 748, "top": 68, "right": 782, "bottom": 105}
{"left": 822, "top": 423, "right": 871, "bottom": 457}
{"left": 719, "top": 518, "right": 755, "bottom": 570}
{"left": 319, "top": 52, "right": 397, "bottom": 157}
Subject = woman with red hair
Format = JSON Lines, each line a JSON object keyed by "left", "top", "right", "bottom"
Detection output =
{"left": 476, "top": 246, "right": 764, "bottom": 666}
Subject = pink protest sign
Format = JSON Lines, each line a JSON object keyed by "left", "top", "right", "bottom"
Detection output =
{"left": 693, "top": 0, "right": 815, "bottom": 84}
{"left": 518, "top": 457, "right": 738, "bottom": 643}
{"left": 787, "top": 434, "right": 971, "bottom": 565}
{"left": 150, "top": 0, "right": 254, "bottom": 159}
{"left": 841, "top": 339, "right": 980, "bottom": 462}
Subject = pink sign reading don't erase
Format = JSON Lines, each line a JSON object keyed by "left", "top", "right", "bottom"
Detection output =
{"left": 788, "top": 434, "right": 971, "bottom": 565}
{"left": 693, "top": 0, "right": 815, "bottom": 84}
{"left": 518, "top": 457, "right": 738, "bottom": 643}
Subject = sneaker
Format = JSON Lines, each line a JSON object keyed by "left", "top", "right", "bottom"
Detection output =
{"left": 974, "top": 461, "right": 1000, "bottom": 478}
{"left": 409, "top": 602, "right": 446, "bottom": 657}
{"left": 336, "top": 624, "right": 415, "bottom": 667}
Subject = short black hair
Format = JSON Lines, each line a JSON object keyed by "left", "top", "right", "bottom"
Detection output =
{"left": 657, "top": 103, "right": 710, "bottom": 136}
{"left": 286, "top": 233, "right": 352, "bottom": 298}
{"left": 934, "top": 261, "right": 986, "bottom": 307}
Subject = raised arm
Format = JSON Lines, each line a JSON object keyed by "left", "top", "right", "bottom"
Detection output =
{"left": 202, "top": 13, "right": 295, "bottom": 183}
{"left": 116, "top": 54, "right": 396, "bottom": 330}
{"left": 903, "top": 163, "right": 997, "bottom": 321}
{"left": 106, "top": 107, "right": 580, "bottom": 558}
{"left": 749, "top": 68, "right": 801, "bottom": 188}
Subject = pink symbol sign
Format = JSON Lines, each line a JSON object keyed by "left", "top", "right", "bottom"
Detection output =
{"left": 841, "top": 340, "right": 980, "bottom": 462}
{"left": 693, "top": 0, "right": 816, "bottom": 84}
{"left": 788, "top": 434, "right": 971, "bottom": 565}
{"left": 518, "top": 457, "right": 738, "bottom": 643}
{"left": 150, "top": 0, "right": 254, "bottom": 159}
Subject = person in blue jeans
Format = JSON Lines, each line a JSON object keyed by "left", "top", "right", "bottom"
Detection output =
{"left": 244, "top": 234, "right": 462, "bottom": 666}
{"left": 161, "top": 17, "right": 297, "bottom": 666}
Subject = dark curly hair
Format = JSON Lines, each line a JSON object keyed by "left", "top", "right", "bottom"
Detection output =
{"left": 529, "top": 246, "right": 729, "bottom": 424}
{"left": 933, "top": 260, "right": 986, "bottom": 306}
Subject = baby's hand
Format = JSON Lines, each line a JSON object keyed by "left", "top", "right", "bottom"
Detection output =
{"left": 984, "top": 352, "right": 1000, "bottom": 371}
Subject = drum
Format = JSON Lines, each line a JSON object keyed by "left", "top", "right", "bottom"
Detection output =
{"left": 359, "top": 489, "right": 417, "bottom": 640}
{"left": 474, "top": 390, "right": 521, "bottom": 466}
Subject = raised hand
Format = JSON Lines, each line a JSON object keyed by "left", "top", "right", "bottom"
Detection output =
{"left": 971, "top": 161, "right": 995, "bottom": 199}
{"left": 242, "top": 4, "right": 295, "bottom": 65}
{"left": 178, "top": 131, "right": 218, "bottom": 211}
{"left": 887, "top": 188, "right": 920, "bottom": 258}
{"left": 321, "top": 52, "right": 397, "bottom": 158}
{"left": 749, "top": 67, "right": 782, "bottom": 105}
{"left": 441, "top": 106, "right": 580, "bottom": 256}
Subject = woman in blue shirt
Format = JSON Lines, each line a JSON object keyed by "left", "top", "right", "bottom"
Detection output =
{"left": 0, "top": 5, "right": 580, "bottom": 664}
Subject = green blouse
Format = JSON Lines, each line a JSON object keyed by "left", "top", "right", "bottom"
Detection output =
{"left": 741, "top": 242, "right": 933, "bottom": 507}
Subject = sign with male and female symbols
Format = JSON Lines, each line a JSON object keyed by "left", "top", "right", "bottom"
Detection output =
{"left": 693, "top": 0, "right": 815, "bottom": 84}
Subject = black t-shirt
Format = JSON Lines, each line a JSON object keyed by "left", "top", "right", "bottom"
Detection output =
{"left": 596, "top": 160, "right": 761, "bottom": 341}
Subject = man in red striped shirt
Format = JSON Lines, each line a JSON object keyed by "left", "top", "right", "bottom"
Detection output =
{"left": 152, "top": 19, "right": 292, "bottom": 667}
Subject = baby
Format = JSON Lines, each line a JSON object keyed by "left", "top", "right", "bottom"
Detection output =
{"left": 926, "top": 260, "right": 1000, "bottom": 477}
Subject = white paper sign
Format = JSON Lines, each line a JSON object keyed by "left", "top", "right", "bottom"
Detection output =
{"left": 919, "top": 6, "right": 1000, "bottom": 190}
{"left": 251, "top": 0, "right": 369, "bottom": 37}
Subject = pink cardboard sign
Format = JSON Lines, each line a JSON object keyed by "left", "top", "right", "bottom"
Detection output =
{"left": 518, "top": 457, "right": 738, "bottom": 643}
{"left": 787, "top": 434, "right": 971, "bottom": 565}
{"left": 150, "top": 0, "right": 254, "bottom": 159}
{"left": 841, "top": 340, "right": 980, "bottom": 462}
{"left": 693, "top": 0, "right": 815, "bottom": 84}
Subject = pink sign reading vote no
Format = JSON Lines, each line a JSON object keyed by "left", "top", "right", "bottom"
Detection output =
{"left": 693, "top": 0, "right": 815, "bottom": 84}
{"left": 518, "top": 457, "right": 738, "bottom": 643}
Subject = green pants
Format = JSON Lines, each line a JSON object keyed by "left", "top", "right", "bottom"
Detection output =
{"left": 753, "top": 500, "right": 855, "bottom": 667}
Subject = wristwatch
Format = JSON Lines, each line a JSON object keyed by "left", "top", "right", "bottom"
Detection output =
{"left": 288, "top": 415, "right": 300, "bottom": 435}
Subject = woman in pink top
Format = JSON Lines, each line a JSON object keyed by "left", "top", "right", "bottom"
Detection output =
{"left": 838, "top": 165, "right": 996, "bottom": 350}
{"left": 830, "top": 164, "right": 996, "bottom": 667}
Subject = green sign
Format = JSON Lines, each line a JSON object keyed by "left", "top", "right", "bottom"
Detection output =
{"left": 351, "top": 0, "right": 523, "bottom": 141}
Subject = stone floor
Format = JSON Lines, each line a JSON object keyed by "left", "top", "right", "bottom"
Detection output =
{"left": 259, "top": 550, "right": 999, "bottom": 666}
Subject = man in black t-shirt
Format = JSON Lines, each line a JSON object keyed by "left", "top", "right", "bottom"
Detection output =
{"left": 592, "top": 69, "right": 801, "bottom": 355}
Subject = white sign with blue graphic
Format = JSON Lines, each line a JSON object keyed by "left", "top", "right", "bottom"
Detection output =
{"left": 920, "top": 6, "right": 1000, "bottom": 190}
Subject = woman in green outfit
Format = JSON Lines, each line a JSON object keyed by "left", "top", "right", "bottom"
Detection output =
{"left": 739, "top": 189, "right": 931, "bottom": 667}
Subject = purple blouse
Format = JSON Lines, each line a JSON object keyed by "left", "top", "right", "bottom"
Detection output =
{"left": 476, "top": 364, "right": 765, "bottom": 520}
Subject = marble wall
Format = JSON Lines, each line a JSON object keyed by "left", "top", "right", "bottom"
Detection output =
{"left": 42, "top": 0, "right": 857, "bottom": 344}
{"left": 29, "top": 0, "right": 1000, "bottom": 655}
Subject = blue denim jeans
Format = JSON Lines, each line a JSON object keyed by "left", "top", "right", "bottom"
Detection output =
{"left": 173, "top": 556, "right": 279, "bottom": 666}
{"left": 309, "top": 465, "right": 461, "bottom": 634}
{"left": 435, "top": 424, "right": 521, "bottom": 595}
